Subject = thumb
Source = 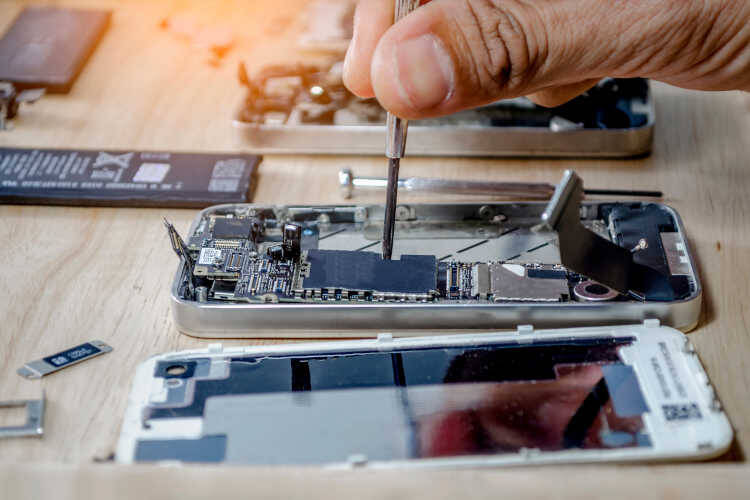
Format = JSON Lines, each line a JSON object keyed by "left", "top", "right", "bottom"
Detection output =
{"left": 369, "top": 0, "right": 750, "bottom": 119}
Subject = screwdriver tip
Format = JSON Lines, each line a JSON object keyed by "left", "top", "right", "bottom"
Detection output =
{"left": 382, "top": 157, "right": 401, "bottom": 260}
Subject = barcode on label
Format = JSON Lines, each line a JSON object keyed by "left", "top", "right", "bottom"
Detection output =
{"left": 132, "top": 162, "right": 171, "bottom": 183}
{"left": 198, "top": 248, "right": 223, "bottom": 265}
{"left": 208, "top": 178, "right": 240, "bottom": 192}
{"left": 662, "top": 403, "right": 702, "bottom": 421}
{"left": 212, "top": 159, "right": 246, "bottom": 178}
{"left": 49, "top": 355, "right": 70, "bottom": 366}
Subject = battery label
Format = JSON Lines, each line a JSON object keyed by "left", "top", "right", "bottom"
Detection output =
{"left": 0, "top": 148, "right": 260, "bottom": 208}
{"left": 198, "top": 248, "right": 223, "bottom": 265}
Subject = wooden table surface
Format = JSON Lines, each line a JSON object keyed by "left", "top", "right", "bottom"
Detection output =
{"left": 1, "top": 0, "right": 749, "bottom": 497}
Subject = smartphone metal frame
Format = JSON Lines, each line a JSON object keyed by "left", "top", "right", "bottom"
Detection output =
{"left": 233, "top": 81, "right": 653, "bottom": 157}
{"left": 232, "top": 120, "right": 653, "bottom": 157}
{"left": 116, "top": 322, "right": 732, "bottom": 467}
{"left": 171, "top": 201, "right": 701, "bottom": 338}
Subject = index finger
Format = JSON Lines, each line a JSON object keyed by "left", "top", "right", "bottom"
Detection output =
{"left": 343, "top": 0, "right": 394, "bottom": 98}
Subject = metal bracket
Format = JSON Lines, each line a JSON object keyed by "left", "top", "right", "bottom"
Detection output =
{"left": 17, "top": 340, "right": 113, "bottom": 379}
{"left": 0, "top": 393, "right": 45, "bottom": 438}
{"left": 540, "top": 170, "right": 675, "bottom": 300}
{"left": 0, "top": 82, "right": 45, "bottom": 130}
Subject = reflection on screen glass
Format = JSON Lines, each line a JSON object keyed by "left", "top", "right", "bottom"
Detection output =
{"left": 139, "top": 337, "right": 651, "bottom": 464}
{"left": 416, "top": 364, "right": 647, "bottom": 457}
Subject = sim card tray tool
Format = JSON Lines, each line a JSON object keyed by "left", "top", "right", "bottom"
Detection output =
{"left": 0, "top": 392, "right": 45, "bottom": 438}
{"left": 540, "top": 170, "right": 678, "bottom": 301}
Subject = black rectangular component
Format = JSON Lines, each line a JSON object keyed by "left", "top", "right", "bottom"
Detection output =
{"left": 213, "top": 218, "right": 253, "bottom": 239}
{"left": 0, "top": 148, "right": 260, "bottom": 208}
{"left": 603, "top": 203, "right": 692, "bottom": 301}
{"left": 304, "top": 250, "right": 436, "bottom": 294}
{"left": 606, "top": 203, "right": 676, "bottom": 276}
{"left": 0, "top": 7, "right": 111, "bottom": 93}
{"left": 526, "top": 268, "right": 568, "bottom": 280}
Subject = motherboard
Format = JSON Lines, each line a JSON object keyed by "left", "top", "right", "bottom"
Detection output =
{"left": 165, "top": 202, "right": 695, "bottom": 306}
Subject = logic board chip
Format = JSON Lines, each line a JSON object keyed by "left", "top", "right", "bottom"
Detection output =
{"left": 302, "top": 250, "right": 437, "bottom": 296}
{"left": 212, "top": 218, "right": 253, "bottom": 239}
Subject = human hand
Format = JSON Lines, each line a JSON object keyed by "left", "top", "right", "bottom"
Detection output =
{"left": 343, "top": 0, "right": 750, "bottom": 119}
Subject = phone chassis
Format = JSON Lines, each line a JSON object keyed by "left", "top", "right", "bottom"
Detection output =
{"left": 233, "top": 118, "right": 654, "bottom": 157}
{"left": 170, "top": 201, "right": 701, "bottom": 338}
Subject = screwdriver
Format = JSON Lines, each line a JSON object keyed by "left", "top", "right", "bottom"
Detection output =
{"left": 383, "top": 0, "right": 421, "bottom": 260}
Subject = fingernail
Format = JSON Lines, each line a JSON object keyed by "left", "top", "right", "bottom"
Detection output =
{"left": 394, "top": 34, "right": 454, "bottom": 110}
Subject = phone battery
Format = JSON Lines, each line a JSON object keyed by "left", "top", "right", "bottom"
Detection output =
{"left": 0, "top": 7, "right": 111, "bottom": 93}
{"left": 0, "top": 148, "right": 260, "bottom": 208}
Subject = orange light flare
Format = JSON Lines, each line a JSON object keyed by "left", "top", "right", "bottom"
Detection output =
{"left": 150, "top": 0, "right": 353, "bottom": 73}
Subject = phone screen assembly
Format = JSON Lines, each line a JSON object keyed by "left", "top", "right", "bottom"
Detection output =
{"left": 166, "top": 197, "right": 701, "bottom": 337}
{"left": 116, "top": 323, "right": 731, "bottom": 466}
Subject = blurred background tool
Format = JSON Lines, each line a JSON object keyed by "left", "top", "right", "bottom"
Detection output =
{"left": 0, "top": 82, "right": 44, "bottom": 130}
{"left": 339, "top": 168, "right": 664, "bottom": 199}
{"left": 382, "top": 0, "right": 420, "bottom": 260}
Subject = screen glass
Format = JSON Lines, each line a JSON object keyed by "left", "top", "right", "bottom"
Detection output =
{"left": 136, "top": 337, "right": 651, "bottom": 464}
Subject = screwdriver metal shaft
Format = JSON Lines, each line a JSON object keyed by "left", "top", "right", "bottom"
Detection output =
{"left": 382, "top": 0, "right": 420, "bottom": 260}
{"left": 383, "top": 118, "right": 406, "bottom": 260}
{"left": 339, "top": 168, "right": 664, "bottom": 199}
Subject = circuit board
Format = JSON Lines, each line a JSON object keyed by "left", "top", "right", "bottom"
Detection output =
{"left": 165, "top": 202, "right": 696, "bottom": 307}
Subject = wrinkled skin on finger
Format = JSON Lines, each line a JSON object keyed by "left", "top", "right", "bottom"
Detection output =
{"left": 343, "top": 0, "right": 750, "bottom": 118}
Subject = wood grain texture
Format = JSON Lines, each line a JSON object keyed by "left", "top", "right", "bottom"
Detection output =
{"left": 1, "top": 0, "right": 749, "bottom": 496}
{"left": 1, "top": 464, "right": 750, "bottom": 499}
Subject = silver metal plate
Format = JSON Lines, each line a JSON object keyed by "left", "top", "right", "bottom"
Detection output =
{"left": 0, "top": 394, "right": 44, "bottom": 438}
{"left": 489, "top": 263, "right": 569, "bottom": 302}
{"left": 233, "top": 120, "right": 654, "bottom": 157}
{"left": 17, "top": 340, "right": 113, "bottom": 379}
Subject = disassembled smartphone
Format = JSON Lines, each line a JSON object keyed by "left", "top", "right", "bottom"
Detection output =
{"left": 116, "top": 322, "right": 732, "bottom": 466}
{"left": 166, "top": 172, "right": 701, "bottom": 337}
{"left": 234, "top": 61, "right": 653, "bottom": 157}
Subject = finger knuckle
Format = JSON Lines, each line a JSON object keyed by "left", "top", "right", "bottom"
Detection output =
{"left": 459, "top": 0, "right": 548, "bottom": 94}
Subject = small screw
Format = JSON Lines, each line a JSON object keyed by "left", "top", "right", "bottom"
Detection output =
{"left": 354, "top": 207, "right": 368, "bottom": 222}
{"left": 631, "top": 238, "right": 648, "bottom": 252}
{"left": 395, "top": 205, "right": 411, "bottom": 220}
{"left": 478, "top": 205, "right": 494, "bottom": 220}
